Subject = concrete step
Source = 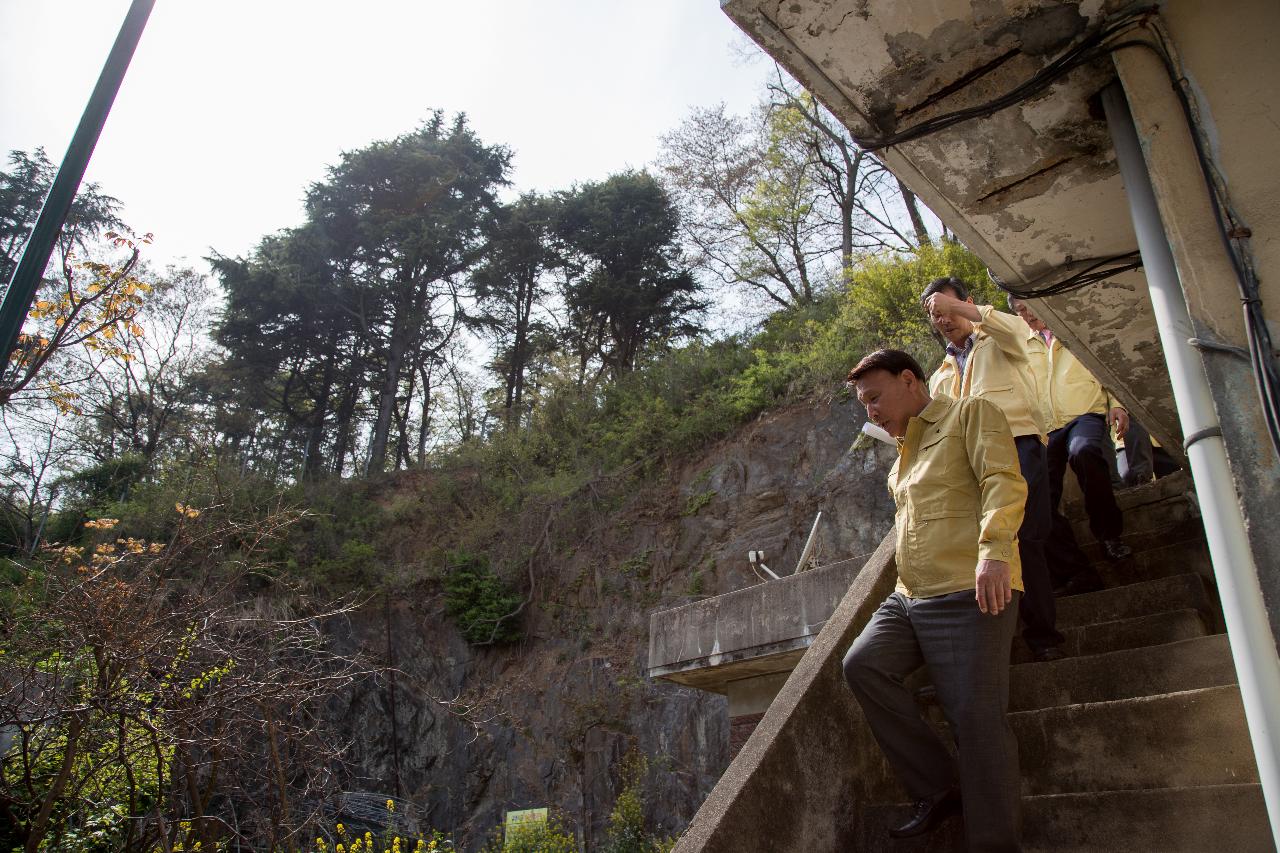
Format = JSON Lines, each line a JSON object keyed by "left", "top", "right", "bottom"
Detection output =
{"left": 860, "top": 784, "right": 1273, "bottom": 853}
{"left": 1021, "top": 784, "right": 1274, "bottom": 853}
{"left": 1062, "top": 470, "right": 1194, "bottom": 529}
{"left": 1013, "top": 607, "right": 1209, "bottom": 663}
{"left": 1013, "top": 684, "right": 1257, "bottom": 796}
{"left": 1055, "top": 573, "right": 1212, "bottom": 629}
{"left": 1076, "top": 506, "right": 1206, "bottom": 550}
{"left": 1009, "top": 634, "right": 1236, "bottom": 711}
{"left": 1068, "top": 489, "right": 1199, "bottom": 544}
{"left": 1070, "top": 489, "right": 1198, "bottom": 540}
{"left": 1094, "top": 534, "right": 1215, "bottom": 588}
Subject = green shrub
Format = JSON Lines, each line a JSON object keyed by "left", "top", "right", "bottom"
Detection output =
{"left": 283, "top": 477, "right": 390, "bottom": 588}
{"left": 617, "top": 550, "right": 654, "bottom": 581}
{"left": 442, "top": 550, "right": 524, "bottom": 644}
{"left": 601, "top": 754, "right": 673, "bottom": 853}
{"left": 312, "top": 537, "right": 379, "bottom": 586}
{"left": 681, "top": 490, "right": 714, "bottom": 517}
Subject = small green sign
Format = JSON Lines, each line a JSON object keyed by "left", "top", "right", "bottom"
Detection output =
{"left": 505, "top": 807, "right": 548, "bottom": 840}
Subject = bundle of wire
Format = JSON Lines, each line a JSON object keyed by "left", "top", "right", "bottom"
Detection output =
{"left": 992, "top": 252, "right": 1144, "bottom": 300}
{"left": 855, "top": 5, "right": 1159, "bottom": 152}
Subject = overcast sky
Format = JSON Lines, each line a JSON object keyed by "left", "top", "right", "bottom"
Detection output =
{"left": 1, "top": 0, "right": 771, "bottom": 270}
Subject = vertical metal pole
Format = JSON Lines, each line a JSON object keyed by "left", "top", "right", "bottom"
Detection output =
{"left": 384, "top": 592, "right": 402, "bottom": 800}
{"left": 793, "top": 511, "right": 823, "bottom": 574}
{"left": 0, "top": 0, "right": 156, "bottom": 367}
{"left": 1103, "top": 81, "right": 1280, "bottom": 844}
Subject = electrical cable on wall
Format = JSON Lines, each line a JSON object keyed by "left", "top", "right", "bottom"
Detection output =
{"left": 989, "top": 251, "right": 1144, "bottom": 299}
{"left": 855, "top": 5, "right": 1159, "bottom": 152}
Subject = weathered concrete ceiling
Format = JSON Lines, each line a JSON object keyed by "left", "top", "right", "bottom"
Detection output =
{"left": 723, "top": 0, "right": 1182, "bottom": 448}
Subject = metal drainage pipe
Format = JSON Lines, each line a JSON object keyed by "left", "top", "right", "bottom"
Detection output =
{"left": 1102, "top": 81, "right": 1280, "bottom": 843}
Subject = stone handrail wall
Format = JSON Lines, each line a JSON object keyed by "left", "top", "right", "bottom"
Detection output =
{"left": 672, "top": 530, "right": 900, "bottom": 851}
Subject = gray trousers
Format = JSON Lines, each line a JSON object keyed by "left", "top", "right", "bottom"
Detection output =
{"left": 843, "top": 589, "right": 1022, "bottom": 853}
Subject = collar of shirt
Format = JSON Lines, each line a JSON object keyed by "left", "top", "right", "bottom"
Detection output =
{"left": 945, "top": 332, "right": 977, "bottom": 378}
{"left": 944, "top": 332, "right": 976, "bottom": 361}
{"left": 1022, "top": 324, "right": 1054, "bottom": 349}
{"left": 910, "top": 394, "right": 951, "bottom": 432}
{"left": 892, "top": 396, "right": 949, "bottom": 451}
{"left": 895, "top": 394, "right": 952, "bottom": 474}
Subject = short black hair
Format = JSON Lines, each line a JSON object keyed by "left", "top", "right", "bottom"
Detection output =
{"left": 921, "top": 276, "right": 969, "bottom": 304}
{"left": 847, "top": 349, "right": 927, "bottom": 384}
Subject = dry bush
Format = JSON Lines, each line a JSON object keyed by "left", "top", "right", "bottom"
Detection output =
{"left": 0, "top": 500, "right": 365, "bottom": 852}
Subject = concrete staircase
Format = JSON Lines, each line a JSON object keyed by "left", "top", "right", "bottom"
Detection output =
{"left": 860, "top": 473, "right": 1275, "bottom": 851}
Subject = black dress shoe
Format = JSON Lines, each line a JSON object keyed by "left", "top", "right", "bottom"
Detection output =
{"left": 889, "top": 787, "right": 961, "bottom": 838}
{"left": 1053, "top": 573, "right": 1105, "bottom": 597}
{"left": 1033, "top": 646, "right": 1066, "bottom": 663}
{"left": 1102, "top": 539, "right": 1133, "bottom": 561}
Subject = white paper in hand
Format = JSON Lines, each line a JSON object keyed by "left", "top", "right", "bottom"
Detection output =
{"left": 861, "top": 421, "right": 896, "bottom": 446}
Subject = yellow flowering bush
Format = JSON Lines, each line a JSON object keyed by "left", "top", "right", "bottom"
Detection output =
{"left": 2, "top": 230, "right": 155, "bottom": 409}
{"left": 311, "top": 800, "right": 454, "bottom": 853}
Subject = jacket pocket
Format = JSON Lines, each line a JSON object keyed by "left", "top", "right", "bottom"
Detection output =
{"left": 912, "top": 429, "right": 969, "bottom": 490}
{"left": 918, "top": 425, "right": 961, "bottom": 451}
{"left": 903, "top": 507, "right": 981, "bottom": 587}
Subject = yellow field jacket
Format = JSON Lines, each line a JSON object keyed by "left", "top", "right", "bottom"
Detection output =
{"left": 888, "top": 393, "right": 1027, "bottom": 599}
{"left": 928, "top": 305, "right": 1046, "bottom": 440}
{"left": 1024, "top": 328, "right": 1123, "bottom": 432}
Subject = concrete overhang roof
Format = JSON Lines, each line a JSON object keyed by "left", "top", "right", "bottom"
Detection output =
{"left": 722, "top": 0, "right": 1181, "bottom": 449}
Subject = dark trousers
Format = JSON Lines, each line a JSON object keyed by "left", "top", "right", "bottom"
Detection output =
{"left": 1014, "top": 435, "right": 1062, "bottom": 652}
{"left": 1047, "top": 414, "right": 1123, "bottom": 543}
{"left": 1117, "top": 418, "right": 1154, "bottom": 487}
{"left": 1118, "top": 418, "right": 1180, "bottom": 485}
{"left": 844, "top": 590, "right": 1023, "bottom": 853}
{"left": 1046, "top": 511, "right": 1097, "bottom": 588}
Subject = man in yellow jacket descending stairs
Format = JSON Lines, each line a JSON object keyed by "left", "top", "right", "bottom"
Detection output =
{"left": 1010, "top": 295, "right": 1133, "bottom": 596}
{"left": 844, "top": 348, "right": 1026, "bottom": 851}
{"left": 922, "top": 277, "right": 1064, "bottom": 663}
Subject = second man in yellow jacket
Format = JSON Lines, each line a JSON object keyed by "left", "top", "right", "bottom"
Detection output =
{"left": 922, "top": 276, "right": 1064, "bottom": 662}
{"left": 1011, "top": 296, "right": 1133, "bottom": 577}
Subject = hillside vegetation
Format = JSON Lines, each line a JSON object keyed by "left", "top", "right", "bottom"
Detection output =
{"left": 0, "top": 89, "right": 1000, "bottom": 851}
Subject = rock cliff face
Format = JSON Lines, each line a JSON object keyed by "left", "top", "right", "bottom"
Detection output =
{"left": 324, "top": 397, "right": 896, "bottom": 850}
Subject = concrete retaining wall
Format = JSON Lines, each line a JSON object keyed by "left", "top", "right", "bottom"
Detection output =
{"left": 671, "top": 531, "right": 900, "bottom": 851}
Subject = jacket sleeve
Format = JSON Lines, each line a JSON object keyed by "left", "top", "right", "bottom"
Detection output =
{"left": 974, "top": 304, "right": 1031, "bottom": 363}
{"left": 962, "top": 397, "right": 1028, "bottom": 563}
